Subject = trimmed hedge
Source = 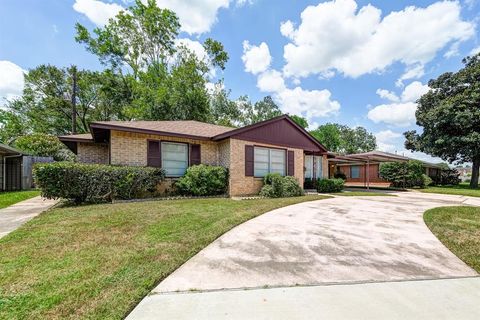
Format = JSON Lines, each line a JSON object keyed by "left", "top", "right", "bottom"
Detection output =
{"left": 175, "top": 164, "right": 228, "bottom": 196}
{"left": 317, "top": 178, "right": 344, "bottom": 193}
{"left": 34, "top": 162, "right": 165, "bottom": 204}
{"left": 259, "top": 173, "right": 304, "bottom": 198}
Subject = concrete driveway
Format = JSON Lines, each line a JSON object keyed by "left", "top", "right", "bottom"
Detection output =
{"left": 128, "top": 192, "right": 479, "bottom": 319}
{"left": 154, "top": 192, "right": 477, "bottom": 293}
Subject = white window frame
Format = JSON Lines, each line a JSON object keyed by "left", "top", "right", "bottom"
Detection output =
{"left": 161, "top": 141, "right": 189, "bottom": 177}
{"left": 253, "top": 147, "right": 286, "bottom": 177}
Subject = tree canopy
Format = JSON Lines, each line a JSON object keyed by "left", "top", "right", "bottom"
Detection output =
{"left": 404, "top": 53, "right": 480, "bottom": 188}
{"left": 310, "top": 123, "right": 377, "bottom": 154}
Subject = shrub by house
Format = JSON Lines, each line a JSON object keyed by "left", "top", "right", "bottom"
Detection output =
{"left": 34, "top": 162, "right": 165, "bottom": 204}
{"left": 175, "top": 165, "right": 228, "bottom": 196}
{"left": 317, "top": 178, "right": 344, "bottom": 193}
{"left": 260, "top": 173, "right": 304, "bottom": 198}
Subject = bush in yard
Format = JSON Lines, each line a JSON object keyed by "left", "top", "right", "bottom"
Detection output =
{"left": 440, "top": 168, "right": 461, "bottom": 185}
{"left": 317, "top": 178, "right": 344, "bottom": 193}
{"left": 260, "top": 173, "right": 304, "bottom": 198}
{"left": 34, "top": 162, "right": 165, "bottom": 204}
{"left": 422, "top": 174, "right": 433, "bottom": 188}
{"left": 379, "top": 160, "right": 425, "bottom": 188}
{"left": 175, "top": 164, "right": 228, "bottom": 196}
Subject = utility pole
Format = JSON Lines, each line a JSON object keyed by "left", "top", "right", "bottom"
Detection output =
{"left": 71, "top": 66, "right": 78, "bottom": 134}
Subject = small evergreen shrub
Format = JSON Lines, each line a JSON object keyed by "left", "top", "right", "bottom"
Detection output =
{"left": 259, "top": 173, "right": 304, "bottom": 198}
{"left": 379, "top": 160, "right": 425, "bottom": 188}
{"left": 317, "top": 178, "right": 344, "bottom": 193}
{"left": 175, "top": 164, "right": 228, "bottom": 196}
{"left": 440, "top": 169, "right": 461, "bottom": 185}
{"left": 422, "top": 174, "right": 433, "bottom": 188}
{"left": 34, "top": 162, "right": 165, "bottom": 204}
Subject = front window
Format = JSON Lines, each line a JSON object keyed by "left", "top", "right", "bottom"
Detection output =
{"left": 162, "top": 142, "right": 188, "bottom": 177}
{"left": 254, "top": 147, "right": 286, "bottom": 177}
{"left": 351, "top": 165, "right": 360, "bottom": 179}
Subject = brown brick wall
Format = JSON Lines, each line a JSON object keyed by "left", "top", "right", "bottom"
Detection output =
{"left": 228, "top": 138, "right": 305, "bottom": 196}
{"left": 110, "top": 130, "right": 219, "bottom": 167}
{"left": 77, "top": 142, "right": 109, "bottom": 164}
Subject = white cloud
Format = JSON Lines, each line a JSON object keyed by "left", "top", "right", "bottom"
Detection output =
{"left": 257, "top": 70, "right": 285, "bottom": 92}
{"left": 368, "top": 81, "right": 429, "bottom": 127}
{"left": 368, "top": 102, "right": 418, "bottom": 127}
{"left": 376, "top": 89, "right": 399, "bottom": 102}
{"left": 241, "top": 41, "right": 272, "bottom": 75}
{"left": 155, "top": 0, "right": 229, "bottom": 34}
{"left": 470, "top": 46, "right": 480, "bottom": 56}
{"left": 241, "top": 42, "right": 340, "bottom": 122}
{"left": 400, "top": 81, "right": 429, "bottom": 102}
{"left": 396, "top": 63, "right": 425, "bottom": 87}
{"left": 74, "top": 0, "right": 230, "bottom": 34}
{"left": 73, "top": 0, "right": 124, "bottom": 26}
{"left": 375, "top": 129, "right": 402, "bottom": 152}
{"left": 0, "top": 61, "right": 25, "bottom": 106}
{"left": 444, "top": 41, "right": 461, "bottom": 58}
{"left": 276, "top": 86, "right": 340, "bottom": 120}
{"left": 281, "top": 0, "right": 474, "bottom": 79}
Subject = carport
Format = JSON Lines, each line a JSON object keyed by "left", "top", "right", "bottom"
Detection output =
{"left": 329, "top": 151, "right": 416, "bottom": 189}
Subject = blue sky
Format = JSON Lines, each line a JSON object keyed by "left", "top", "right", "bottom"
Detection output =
{"left": 1, "top": 0, "right": 479, "bottom": 162}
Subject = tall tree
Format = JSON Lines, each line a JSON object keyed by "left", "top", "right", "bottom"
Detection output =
{"left": 310, "top": 123, "right": 376, "bottom": 154}
{"left": 76, "top": 0, "right": 228, "bottom": 121}
{"left": 209, "top": 81, "right": 242, "bottom": 127}
{"left": 405, "top": 53, "right": 480, "bottom": 188}
{"left": 5, "top": 65, "right": 126, "bottom": 136}
{"left": 289, "top": 114, "right": 308, "bottom": 129}
{"left": 239, "top": 96, "right": 282, "bottom": 126}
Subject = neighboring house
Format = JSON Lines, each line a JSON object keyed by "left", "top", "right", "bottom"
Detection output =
{"left": 0, "top": 143, "right": 53, "bottom": 191}
{"left": 328, "top": 151, "right": 443, "bottom": 187}
{"left": 59, "top": 115, "right": 328, "bottom": 196}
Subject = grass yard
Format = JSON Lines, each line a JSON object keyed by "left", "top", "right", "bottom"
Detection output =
{"left": 424, "top": 206, "right": 480, "bottom": 273}
{"left": 420, "top": 183, "right": 480, "bottom": 197}
{"left": 334, "top": 191, "right": 395, "bottom": 197}
{"left": 0, "top": 195, "right": 328, "bottom": 319}
{"left": 0, "top": 190, "right": 40, "bottom": 209}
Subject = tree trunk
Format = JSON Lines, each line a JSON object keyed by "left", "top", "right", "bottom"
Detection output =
{"left": 470, "top": 157, "right": 480, "bottom": 189}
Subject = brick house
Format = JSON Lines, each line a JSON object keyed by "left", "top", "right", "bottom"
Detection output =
{"left": 59, "top": 115, "right": 328, "bottom": 196}
{"left": 328, "top": 151, "right": 443, "bottom": 187}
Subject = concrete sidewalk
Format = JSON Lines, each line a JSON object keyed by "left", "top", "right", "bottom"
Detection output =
{"left": 127, "top": 277, "right": 480, "bottom": 320}
{"left": 0, "top": 196, "right": 58, "bottom": 238}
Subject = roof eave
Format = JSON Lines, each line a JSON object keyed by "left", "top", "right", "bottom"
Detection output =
{"left": 89, "top": 123, "right": 213, "bottom": 141}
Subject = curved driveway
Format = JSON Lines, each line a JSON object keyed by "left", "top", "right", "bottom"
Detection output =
{"left": 155, "top": 192, "right": 478, "bottom": 293}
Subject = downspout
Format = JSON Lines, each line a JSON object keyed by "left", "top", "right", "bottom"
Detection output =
{"left": 3, "top": 154, "right": 22, "bottom": 191}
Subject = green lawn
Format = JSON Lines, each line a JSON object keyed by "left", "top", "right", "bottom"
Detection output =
{"left": 0, "top": 195, "right": 329, "bottom": 319}
{"left": 419, "top": 183, "right": 480, "bottom": 197}
{"left": 424, "top": 206, "right": 480, "bottom": 273}
{"left": 0, "top": 190, "right": 41, "bottom": 209}
{"left": 334, "top": 191, "right": 395, "bottom": 197}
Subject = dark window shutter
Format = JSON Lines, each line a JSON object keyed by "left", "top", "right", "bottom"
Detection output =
{"left": 245, "top": 145, "right": 254, "bottom": 176}
{"left": 147, "top": 140, "right": 161, "bottom": 167}
{"left": 287, "top": 150, "right": 295, "bottom": 176}
{"left": 190, "top": 144, "right": 201, "bottom": 166}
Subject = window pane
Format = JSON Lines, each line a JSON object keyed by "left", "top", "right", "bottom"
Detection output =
{"left": 315, "top": 156, "right": 323, "bottom": 179}
{"left": 351, "top": 165, "right": 360, "bottom": 179}
{"left": 162, "top": 142, "right": 188, "bottom": 176}
{"left": 270, "top": 149, "right": 285, "bottom": 176}
{"left": 304, "top": 156, "right": 313, "bottom": 179}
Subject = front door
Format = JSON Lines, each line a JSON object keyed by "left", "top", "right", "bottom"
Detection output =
{"left": 304, "top": 155, "right": 323, "bottom": 180}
